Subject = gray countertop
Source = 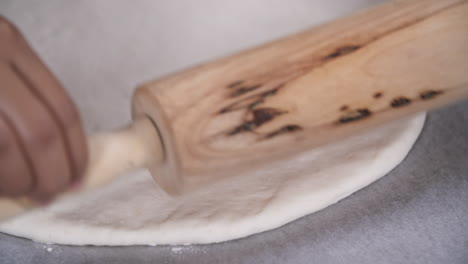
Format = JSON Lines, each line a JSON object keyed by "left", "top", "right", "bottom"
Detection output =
{"left": 1, "top": 0, "right": 467, "bottom": 263}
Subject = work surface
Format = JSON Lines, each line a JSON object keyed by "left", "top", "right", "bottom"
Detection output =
{"left": 1, "top": 0, "right": 467, "bottom": 263}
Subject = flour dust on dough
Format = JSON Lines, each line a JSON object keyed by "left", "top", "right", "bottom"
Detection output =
{"left": 0, "top": 114, "right": 425, "bottom": 246}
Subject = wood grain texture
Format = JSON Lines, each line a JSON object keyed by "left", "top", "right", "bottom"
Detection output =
{"left": 133, "top": 0, "right": 468, "bottom": 189}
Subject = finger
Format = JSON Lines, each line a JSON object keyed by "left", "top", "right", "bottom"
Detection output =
{"left": 0, "top": 62, "right": 72, "bottom": 199}
{"left": 0, "top": 17, "right": 19, "bottom": 59}
{"left": 0, "top": 112, "right": 33, "bottom": 197}
{"left": 10, "top": 26, "right": 88, "bottom": 184}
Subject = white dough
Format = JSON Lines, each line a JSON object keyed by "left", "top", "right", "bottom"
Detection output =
{"left": 0, "top": 114, "right": 425, "bottom": 246}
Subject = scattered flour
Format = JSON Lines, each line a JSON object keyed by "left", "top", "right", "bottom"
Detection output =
{"left": 171, "top": 247, "right": 184, "bottom": 253}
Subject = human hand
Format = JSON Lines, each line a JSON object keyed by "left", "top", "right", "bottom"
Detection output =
{"left": 0, "top": 17, "right": 88, "bottom": 201}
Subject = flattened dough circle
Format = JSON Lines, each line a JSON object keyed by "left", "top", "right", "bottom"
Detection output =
{"left": 0, "top": 114, "right": 425, "bottom": 246}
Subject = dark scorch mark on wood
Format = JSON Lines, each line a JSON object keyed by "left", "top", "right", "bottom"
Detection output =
{"left": 420, "top": 90, "right": 443, "bottom": 100}
{"left": 391, "top": 97, "right": 411, "bottom": 108}
{"left": 227, "top": 107, "right": 286, "bottom": 135}
{"left": 227, "top": 121, "right": 256, "bottom": 135}
{"left": 264, "top": 125, "right": 303, "bottom": 139}
{"left": 218, "top": 84, "right": 284, "bottom": 114}
{"left": 373, "top": 92, "right": 383, "bottom": 99}
{"left": 338, "top": 108, "right": 371, "bottom": 124}
{"left": 248, "top": 99, "right": 265, "bottom": 110}
{"left": 229, "top": 84, "right": 262, "bottom": 97}
{"left": 323, "top": 45, "right": 361, "bottom": 61}
{"left": 259, "top": 85, "right": 282, "bottom": 97}
{"left": 340, "top": 105, "right": 349, "bottom": 111}
{"left": 251, "top": 108, "right": 286, "bottom": 126}
{"left": 227, "top": 80, "right": 244, "bottom": 88}
{"left": 218, "top": 106, "right": 234, "bottom": 114}
{"left": 227, "top": 121, "right": 255, "bottom": 136}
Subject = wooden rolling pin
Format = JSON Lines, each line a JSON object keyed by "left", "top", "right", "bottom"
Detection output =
{"left": 1, "top": 0, "right": 468, "bottom": 221}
